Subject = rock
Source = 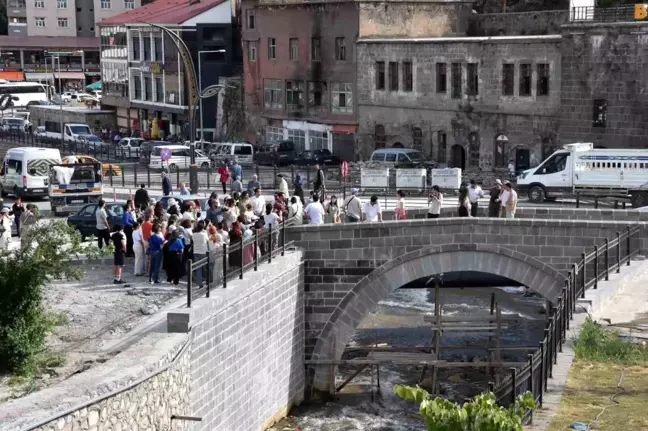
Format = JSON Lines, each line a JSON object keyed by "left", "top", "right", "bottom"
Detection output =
{"left": 88, "top": 410, "right": 99, "bottom": 427}
{"left": 126, "top": 289, "right": 138, "bottom": 296}
{"left": 140, "top": 304, "right": 158, "bottom": 315}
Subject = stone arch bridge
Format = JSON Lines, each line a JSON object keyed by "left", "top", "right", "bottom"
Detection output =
{"left": 285, "top": 207, "right": 648, "bottom": 394}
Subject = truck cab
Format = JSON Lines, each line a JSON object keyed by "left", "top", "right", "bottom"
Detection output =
{"left": 44, "top": 121, "right": 92, "bottom": 142}
{"left": 49, "top": 159, "right": 103, "bottom": 215}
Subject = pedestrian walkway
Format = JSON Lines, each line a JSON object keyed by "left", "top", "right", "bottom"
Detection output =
{"left": 526, "top": 258, "right": 648, "bottom": 430}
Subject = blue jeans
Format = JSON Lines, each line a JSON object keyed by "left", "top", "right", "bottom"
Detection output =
{"left": 149, "top": 251, "right": 162, "bottom": 282}
{"left": 194, "top": 253, "right": 206, "bottom": 287}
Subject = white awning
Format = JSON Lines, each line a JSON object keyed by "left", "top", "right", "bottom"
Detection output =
{"left": 55, "top": 72, "right": 85, "bottom": 80}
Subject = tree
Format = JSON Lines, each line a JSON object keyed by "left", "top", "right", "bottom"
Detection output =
{"left": 394, "top": 385, "right": 535, "bottom": 431}
{"left": 0, "top": 220, "right": 102, "bottom": 374}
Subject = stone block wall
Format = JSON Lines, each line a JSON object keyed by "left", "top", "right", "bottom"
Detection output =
{"left": 1, "top": 334, "right": 191, "bottom": 431}
{"left": 168, "top": 250, "right": 306, "bottom": 431}
{"left": 468, "top": 10, "right": 569, "bottom": 36}
{"left": 559, "top": 22, "right": 648, "bottom": 148}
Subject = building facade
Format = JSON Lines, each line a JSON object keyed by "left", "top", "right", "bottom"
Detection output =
{"left": 98, "top": 0, "right": 239, "bottom": 138}
{"left": 241, "top": 0, "right": 359, "bottom": 161}
{"left": 0, "top": 36, "right": 100, "bottom": 88}
{"left": 5, "top": 0, "right": 140, "bottom": 37}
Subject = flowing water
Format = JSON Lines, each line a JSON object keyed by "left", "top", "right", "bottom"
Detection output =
{"left": 270, "top": 286, "right": 547, "bottom": 431}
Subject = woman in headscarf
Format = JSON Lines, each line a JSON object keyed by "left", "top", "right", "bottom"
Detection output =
{"left": 167, "top": 198, "right": 180, "bottom": 216}
{"left": 228, "top": 216, "right": 243, "bottom": 268}
{"left": 0, "top": 207, "right": 12, "bottom": 250}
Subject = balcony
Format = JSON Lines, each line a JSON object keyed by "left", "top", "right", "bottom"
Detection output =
{"left": 570, "top": 5, "right": 643, "bottom": 23}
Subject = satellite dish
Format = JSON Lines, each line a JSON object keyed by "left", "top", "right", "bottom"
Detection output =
{"left": 200, "top": 84, "right": 225, "bottom": 99}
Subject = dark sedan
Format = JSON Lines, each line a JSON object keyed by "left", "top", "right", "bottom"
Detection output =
{"left": 67, "top": 202, "right": 125, "bottom": 240}
{"left": 294, "top": 149, "right": 341, "bottom": 166}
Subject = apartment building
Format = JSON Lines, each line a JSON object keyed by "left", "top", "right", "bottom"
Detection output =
{"left": 6, "top": 0, "right": 141, "bottom": 37}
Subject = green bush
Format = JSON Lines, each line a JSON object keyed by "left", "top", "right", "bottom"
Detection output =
{"left": 574, "top": 317, "right": 648, "bottom": 364}
{"left": 0, "top": 220, "right": 100, "bottom": 375}
{"left": 394, "top": 385, "right": 535, "bottom": 431}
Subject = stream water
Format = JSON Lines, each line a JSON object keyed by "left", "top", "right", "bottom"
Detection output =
{"left": 270, "top": 286, "right": 547, "bottom": 431}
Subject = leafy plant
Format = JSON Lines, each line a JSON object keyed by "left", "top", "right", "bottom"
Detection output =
{"left": 574, "top": 317, "right": 648, "bottom": 364}
{"left": 394, "top": 385, "right": 535, "bottom": 431}
{"left": 0, "top": 220, "right": 101, "bottom": 375}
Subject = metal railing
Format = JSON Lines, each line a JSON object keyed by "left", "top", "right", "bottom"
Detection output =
{"left": 490, "top": 225, "right": 642, "bottom": 423}
{"left": 185, "top": 219, "right": 293, "bottom": 307}
{"left": 570, "top": 6, "right": 639, "bottom": 23}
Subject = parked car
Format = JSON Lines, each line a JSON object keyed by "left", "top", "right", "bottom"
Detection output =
{"left": 210, "top": 142, "right": 255, "bottom": 165}
{"left": 254, "top": 140, "right": 299, "bottom": 166}
{"left": 148, "top": 145, "right": 210, "bottom": 171}
{"left": 67, "top": 202, "right": 125, "bottom": 240}
{"left": 369, "top": 148, "right": 436, "bottom": 168}
{"left": 116, "top": 137, "right": 144, "bottom": 159}
{"left": 78, "top": 134, "right": 106, "bottom": 154}
{"left": 1, "top": 117, "right": 27, "bottom": 132}
{"left": 294, "top": 149, "right": 341, "bottom": 166}
{"left": 139, "top": 140, "right": 168, "bottom": 166}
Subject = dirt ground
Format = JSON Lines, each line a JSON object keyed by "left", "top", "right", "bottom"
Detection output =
{"left": 0, "top": 261, "right": 185, "bottom": 403}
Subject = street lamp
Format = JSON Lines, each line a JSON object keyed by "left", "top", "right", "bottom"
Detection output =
{"left": 197, "top": 49, "right": 226, "bottom": 143}
{"left": 47, "top": 50, "right": 83, "bottom": 144}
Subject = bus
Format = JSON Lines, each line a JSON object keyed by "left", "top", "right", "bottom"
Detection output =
{"left": 0, "top": 80, "right": 52, "bottom": 108}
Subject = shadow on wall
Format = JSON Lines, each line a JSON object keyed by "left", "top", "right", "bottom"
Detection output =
{"left": 466, "top": 10, "right": 570, "bottom": 36}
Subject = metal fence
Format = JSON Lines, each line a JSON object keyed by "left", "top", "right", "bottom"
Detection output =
{"left": 570, "top": 6, "right": 638, "bottom": 23}
{"left": 185, "top": 220, "right": 293, "bottom": 307}
{"left": 491, "top": 225, "right": 641, "bottom": 423}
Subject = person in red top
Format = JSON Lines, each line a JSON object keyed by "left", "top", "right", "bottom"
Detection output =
{"left": 141, "top": 215, "right": 153, "bottom": 273}
{"left": 218, "top": 160, "right": 230, "bottom": 195}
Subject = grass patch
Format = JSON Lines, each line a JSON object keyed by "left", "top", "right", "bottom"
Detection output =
{"left": 546, "top": 318, "right": 648, "bottom": 430}
{"left": 546, "top": 361, "right": 648, "bottom": 431}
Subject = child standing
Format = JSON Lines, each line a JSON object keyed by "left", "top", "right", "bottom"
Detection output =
{"left": 111, "top": 225, "right": 127, "bottom": 284}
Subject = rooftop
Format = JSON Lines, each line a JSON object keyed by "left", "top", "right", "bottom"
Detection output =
{"left": 99, "top": 0, "right": 227, "bottom": 25}
{"left": 0, "top": 36, "right": 99, "bottom": 49}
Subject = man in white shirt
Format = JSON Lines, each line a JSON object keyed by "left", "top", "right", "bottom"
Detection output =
{"left": 467, "top": 179, "right": 484, "bottom": 217}
{"left": 251, "top": 187, "right": 266, "bottom": 216}
{"left": 304, "top": 194, "right": 325, "bottom": 225}
{"left": 277, "top": 174, "right": 290, "bottom": 199}
{"left": 363, "top": 195, "right": 382, "bottom": 222}
{"left": 342, "top": 188, "right": 362, "bottom": 223}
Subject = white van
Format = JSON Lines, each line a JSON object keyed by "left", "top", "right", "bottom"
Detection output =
{"left": 211, "top": 142, "right": 255, "bottom": 165}
{"left": 0, "top": 147, "right": 62, "bottom": 198}
{"left": 148, "top": 145, "right": 211, "bottom": 172}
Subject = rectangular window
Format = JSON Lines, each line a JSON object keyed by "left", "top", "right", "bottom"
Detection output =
{"left": 34, "top": 17, "right": 45, "bottom": 27}
{"left": 519, "top": 63, "right": 531, "bottom": 96}
{"left": 33, "top": 0, "right": 44, "bottom": 7}
{"left": 133, "top": 74, "right": 142, "bottom": 99}
{"left": 268, "top": 38, "right": 276, "bottom": 60}
{"left": 124, "top": 0, "right": 134, "bottom": 9}
{"left": 537, "top": 63, "right": 549, "bottom": 96}
{"left": 100, "top": 0, "right": 110, "bottom": 8}
{"left": 331, "top": 83, "right": 353, "bottom": 114}
{"left": 502, "top": 63, "right": 514, "bottom": 96}
{"left": 335, "top": 37, "right": 346, "bottom": 61}
{"left": 56, "top": 0, "right": 66, "bottom": 8}
{"left": 263, "top": 79, "right": 283, "bottom": 109}
{"left": 402, "top": 61, "right": 413, "bottom": 92}
{"left": 130, "top": 34, "right": 141, "bottom": 61}
{"left": 246, "top": 9, "right": 255, "bottom": 29}
{"left": 437, "top": 131, "right": 447, "bottom": 163}
{"left": 144, "top": 76, "right": 152, "bottom": 101}
{"left": 308, "top": 81, "right": 326, "bottom": 112}
{"left": 451, "top": 63, "right": 462, "bottom": 99}
{"left": 248, "top": 42, "right": 257, "bottom": 62}
{"left": 375, "top": 61, "right": 385, "bottom": 90}
{"left": 57, "top": 17, "right": 68, "bottom": 27}
{"left": 593, "top": 99, "right": 607, "bottom": 128}
{"left": 153, "top": 36, "right": 162, "bottom": 61}
{"left": 436, "top": 63, "right": 447, "bottom": 93}
{"left": 286, "top": 80, "right": 305, "bottom": 108}
{"left": 154, "top": 77, "right": 163, "bottom": 103}
{"left": 142, "top": 35, "right": 151, "bottom": 61}
{"left": 289, "top": 38, "right": 298, "bottom": 61}
{"left": 310, "top": 38, "right": 320, "bottom": 62}
{"left": 467, "top": 63, "right": 478, "bottom": 96}
{"left": 388, "top": 61, "right": 399, "bottom": 92}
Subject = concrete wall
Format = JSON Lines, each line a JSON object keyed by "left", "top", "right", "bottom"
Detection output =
{"left": 168, "top": 250, "right": 306, "bottom": 430}
{"left": 0, "top": 334, "right": 191, "bottom": 431}
{"left": 468, "top": 10, "right": 569, "bottom": 36}
{"left": 28, "top": 106, "right": 117, "bottom": 130}
{"left": 559, "top": 22, "right": 648, "bottom": 149}
{"left": 286, "top": 216, "right": 648, "bottom": 360}
{"left": 359, "top": 1, "right": 472, "bottom": 38}
{"left": 356, "top": 37, "right": 562, "bottom": 173}
{"left": 26, "top": 0, "right": 76, "bottom": 37}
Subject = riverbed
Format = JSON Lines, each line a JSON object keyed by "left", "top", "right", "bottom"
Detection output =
{"left": 271, "top": 286, "right": 547, "bottom": 431}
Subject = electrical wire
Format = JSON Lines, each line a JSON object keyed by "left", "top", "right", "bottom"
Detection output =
{"left": 587, "top": 367, "right": 626, "bottom": 429}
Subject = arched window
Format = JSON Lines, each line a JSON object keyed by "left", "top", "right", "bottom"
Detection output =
{"left": 374, "top": 124, "right": 386, "bottom": 149}
{"left": 412, "top": 127, "right": 423, "bottom": 151}
{"left": 495, "top": 134, "right": 508, "bottom": 167}
{"left": 468, "top": 132, "right": 480, "bottom": 168}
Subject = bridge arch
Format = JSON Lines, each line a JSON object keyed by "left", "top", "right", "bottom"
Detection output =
{"left": 308, "top": 243, "right": 565, "bottom": 394}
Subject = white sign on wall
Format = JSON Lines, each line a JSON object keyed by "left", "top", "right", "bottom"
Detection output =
{"left": 361, "top": 168, "right": 389, "bottom": 189}
{"left": 431, "top": 168, "right": 462, "bottom": 190}
{"left": 396, "top": 169, "right": 426, "bottom": 191}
